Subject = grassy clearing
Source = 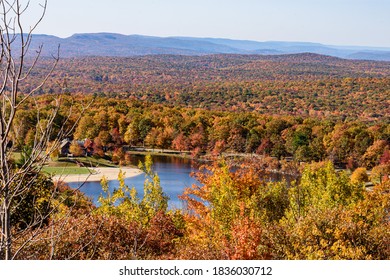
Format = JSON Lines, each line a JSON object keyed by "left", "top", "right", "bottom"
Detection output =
{"left": 46, "top": 161, "right": 79, "bottom": 167}
{"left": 47, "top": 157, "right": 117, "bottom": 167}
{"left": 42, "top": 166, "right": 91, "bottom": 176}
{"left": 52, "top": 157, "right": 117, "bottom": 168}
{"left": 72, "top": 157, "right": 117, "bottom": 167}
{"left": 42, "top": 156, "right": 117, "bottom": 176}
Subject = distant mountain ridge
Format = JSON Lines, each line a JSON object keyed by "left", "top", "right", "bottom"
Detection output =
{"left": 24, "top": 33, "right": 390, "bottom": 61}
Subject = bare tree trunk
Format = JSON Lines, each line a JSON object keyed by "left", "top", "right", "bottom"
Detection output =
{"left": 0, "top": 0, "right": 88, "bottom": 260}
{"left": 0, "top": 189, "right": 10, "bottom": 259}
{"left": 1, "top": 114, "right": 12, "bottom": 259}
{"left": 4, "top": 192, "right": 10, "bottom": 260}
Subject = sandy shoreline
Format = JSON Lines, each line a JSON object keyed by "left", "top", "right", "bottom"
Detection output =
{"left": 53, "top": 167, "right": 143, "bottom": 183}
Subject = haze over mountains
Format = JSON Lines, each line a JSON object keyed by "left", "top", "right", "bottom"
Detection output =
{"left": 27, "top": 33, "right": 390, "bottom": 61}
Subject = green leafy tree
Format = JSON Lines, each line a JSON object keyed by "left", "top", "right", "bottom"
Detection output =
{"left": 138, "top": 155, "right": 169, "bottom": 218}
{"left": 97, "top": 154, "right": 168, "bottom": 224}
{"left": 286, "top": 161, "right": 364, "bottom": 221}
{"left": 96, "top": 155, "right": 173, "bottom": 258}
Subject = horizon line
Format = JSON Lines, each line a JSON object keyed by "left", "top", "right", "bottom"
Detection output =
{"left": 28, "top": 32, "right": 390, "bottom": 50}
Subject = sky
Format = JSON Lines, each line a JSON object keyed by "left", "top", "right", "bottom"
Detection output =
{"left": 23, "top": 0, "right": 390, "bottom": 48}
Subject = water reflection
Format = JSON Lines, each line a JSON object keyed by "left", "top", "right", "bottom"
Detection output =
{"left": 68, "top": 154, "right": 297, "bottom": 210}
{"left": 68, "top": 154, "right": 199, "bottom": 209}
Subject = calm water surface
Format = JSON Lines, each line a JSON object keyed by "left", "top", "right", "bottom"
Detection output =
{"left": 68, "top": 154, "right": 296, "bottom": 209}
{"left": 68, "top": 155, "right": 199, "bottom": 209}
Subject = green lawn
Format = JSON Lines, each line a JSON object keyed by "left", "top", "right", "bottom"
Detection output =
{"left": 42, "top": 166, "right": 91, "bottom": 176}
{"left": 12, "top": 153, "right": 119, "bottom": 175}
{"left": 42, "top": 156, "right": 117, "bottom": 176}
{"left": 71, "top": 157, "right": 117, "bottom": 167}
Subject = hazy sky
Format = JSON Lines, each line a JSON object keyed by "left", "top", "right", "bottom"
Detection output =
{"left": 24, "top": 0, "right": 390, "bottom": 47}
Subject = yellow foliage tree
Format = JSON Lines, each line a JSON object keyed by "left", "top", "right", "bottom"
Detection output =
{"left": 350, "top": 167, "right": 369, "bottom": 185}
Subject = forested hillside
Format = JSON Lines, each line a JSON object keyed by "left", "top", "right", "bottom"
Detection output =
{"left": 2, "top": 0, "right": 389, "bottom": 264}
{"left": 15, "top": 95, "right": 389, "bottom": 170}
{"left": 6, "top": 53, "right": 390, "bottom": 260}
{"left": 27, "top": 54, "right": 390, "bottom": 120}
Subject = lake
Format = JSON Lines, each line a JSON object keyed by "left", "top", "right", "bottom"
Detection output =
{"left": 68, "top": 154, "right": 199, "bottom": 209}
{"left": 68, "top": 154, "right": 297, "bottom": 209}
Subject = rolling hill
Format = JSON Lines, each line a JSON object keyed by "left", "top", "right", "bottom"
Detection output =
{"left": 23, "top": 33, "right": 390, "bottom": 61}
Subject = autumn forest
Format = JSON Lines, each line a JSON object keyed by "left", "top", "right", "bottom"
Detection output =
{"left": 2, "top": 51, "right": 387, "bottom": 260}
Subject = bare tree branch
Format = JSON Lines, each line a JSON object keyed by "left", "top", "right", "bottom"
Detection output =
{"left": 0, "top": 0, "right": 87, "bottom": 260}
